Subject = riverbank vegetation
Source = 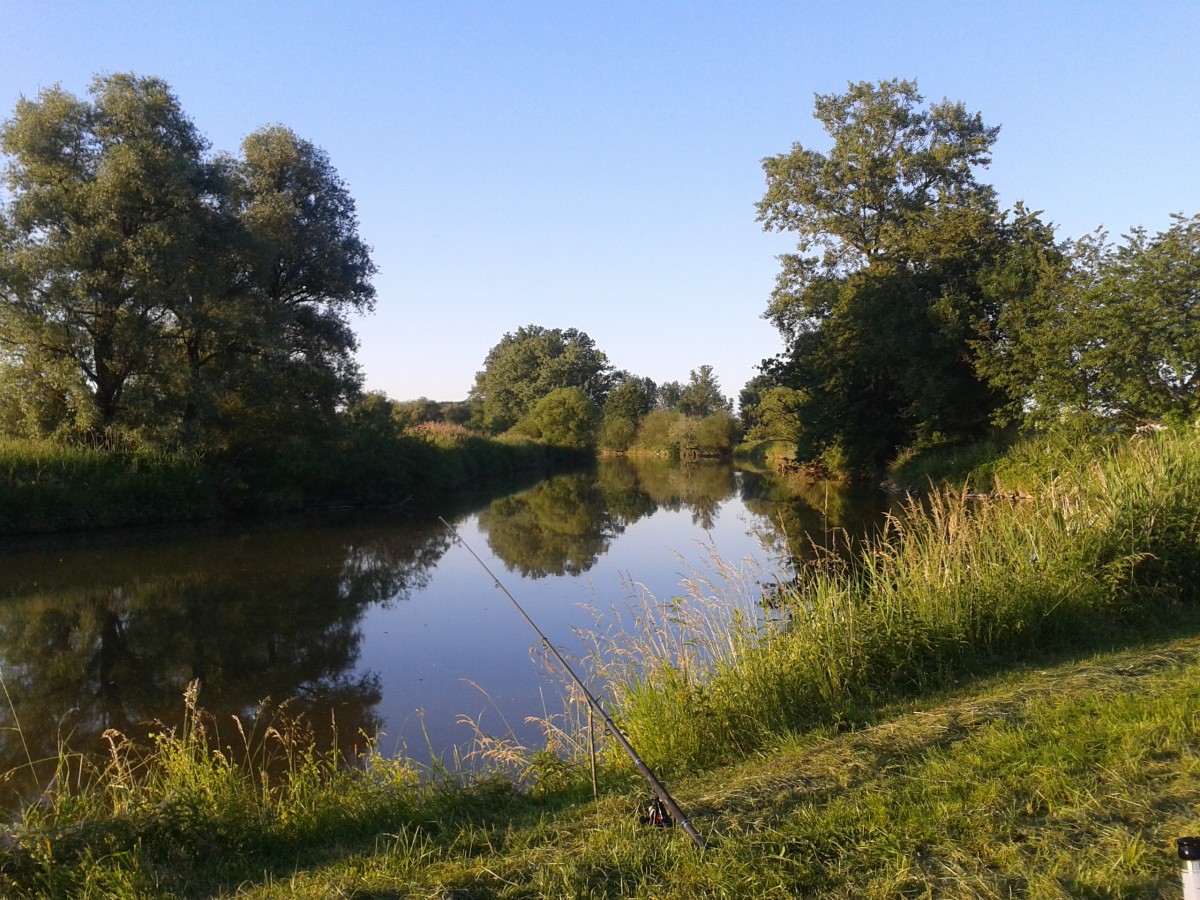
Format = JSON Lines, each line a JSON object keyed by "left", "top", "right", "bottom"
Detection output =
{"left": 743, "top": 79, "right": 1200, "bottom": 482}
{"left": 0, "top": 418, "right": 587, "bottom": 534}
{"left": 463, "top": 325, "right": 741, "bottom": 456}
{"left": 611, "top": 426, "right": 1200, "bottom": 773}
{"left": 3, "top": 426, "right": 1200, "bottom": 895}
{"left": 4, "top": 70, "right": 1200, "bottom": 895}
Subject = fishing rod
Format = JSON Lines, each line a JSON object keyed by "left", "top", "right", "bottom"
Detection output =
{"left": 439, "top": 517, "right": 706, "bottom": 851}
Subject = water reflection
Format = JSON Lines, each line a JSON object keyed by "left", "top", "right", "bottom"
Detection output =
{"left": 739, "top": 469, "right": 891, "bottom": 568}
{"left": 0, "top": 459, "right": 889, "bottom": 811}
{"left": 477, "top": 457, "right": 742, "bottom": 578}
{"left": 0, "top": 521, "right": 451, "bottom": 809}
{"left": 477, "top": 473, "right": 624, "bottom": 578}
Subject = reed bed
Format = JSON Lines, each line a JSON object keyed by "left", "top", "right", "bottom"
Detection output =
{"left": 600, "top": 428, "right": 1200, "bottom": 774}
{"left": 0, "top": 438, "right": 219, "bottom": 532}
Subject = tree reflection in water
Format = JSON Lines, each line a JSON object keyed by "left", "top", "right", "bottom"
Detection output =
{"left": 477, "top": 457, "right": 740, "bottom": 578}
{"left": 0, "top": 460, "right": 889, "bottom": 812}
{"left": 0, "top": 521, "right": 451, "bottom": 810}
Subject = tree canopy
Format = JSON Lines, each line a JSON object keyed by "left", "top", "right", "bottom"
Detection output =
{"left": 980, "top": 214, "right": 1200, "bottom": 428}
{"left": 757, "top": 78, "right": 1051, "bottom": 472}
{"left": 468, "top": 325, "right": 615, "bottom": 434}
{"left": 676, "top": 365, "right": 732, "bottom": 417}
{"left": 0, "top": 73, "right": 375, "bottom": 450}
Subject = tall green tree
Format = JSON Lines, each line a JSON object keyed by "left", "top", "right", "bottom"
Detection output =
{"left": 0, "top": 74, "right": 220, "bottom": 441}
{"left": 758, "top": 79, "right": 1033, "bottom": 472}
{"left": 677, "top": 365, "right": 731, "bottom": 417}
{"left": 469, "top": 325, "right": 615, "bottom": 433}
{"left": 229, "top": 125, "right": 376, "bottom": 446}
{"left": 656, "top": 380, "right": 683, "bottom": 410}
{"left": 598, "top": 374, "right": 657, "bottom": 452}
{"left": 603, "top": 374, "right": 657, "bottom": 422}
{"left": 0, "top": 74, "right": 376, "bottom": 450}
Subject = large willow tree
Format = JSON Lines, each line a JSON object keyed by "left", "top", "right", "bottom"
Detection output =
{"left": 0, "top": 73, "right": 375, "bottom": 450}
{"left": 758, "top": 78, "right": 1055, "bottom": 473}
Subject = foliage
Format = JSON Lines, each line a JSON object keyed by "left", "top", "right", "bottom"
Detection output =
{"left": 388, "top": 395, "right": 442, "bottom": 430}
{"left": 676, "top": 364, "right": 732, "bottom": 417}
{"left": 597, "top": 414, "right": 638, "bottom": 452}
{"left": 736, "top": 373, "right": 774, "bottom": 429}
{"left": 603, "top": 375, "right": 657, "bottom": 422}
{"left": 758, "top": 78, "right": 999, "bottom": 278}
{"left": 695, "top": 410, "right": 740, "bottom": 454}
{"left": 656, "top": 379, "right": 683, "bottom": 410}
{"left": 886, "top": 428, "right": 1020, "bottom": 492}
{"left": 514, "top": 385, "right": 601, "bottom": 449}
{"left": 623, "top": 408, "right": 741, "bottom": 458}
{"left": 741, "top": 385, "right": 805, "bottom": 443}
{"left": 0, "top": 74, "right": 375, "bottom": 452}
{"left": 598, "top": 374, "right": 656, "bottom": 451}
{"left": 757, "top": 79, "right": 1052, "bottom": 474}
{"left": 981, "top": 213, "right": 1200, "bottom": 429}
{"left": 468, "top": 325, "right": 615, "bottom": 434}
{"left": 229, "top": 124, "right": 376, "bottom": 449}
{"left": 629, "top": 408, "right": 677, "bottom": 454}
{"left": 0, "top": 420, "right": 586, "bottom": 534}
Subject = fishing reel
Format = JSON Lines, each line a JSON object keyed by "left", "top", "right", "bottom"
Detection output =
{"left": 639, "top": 797, "right": 673, "bottom": 828}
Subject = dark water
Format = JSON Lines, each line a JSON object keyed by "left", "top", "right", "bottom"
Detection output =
{"left": 0, "top": 457, "right": 887, "bottom": 806}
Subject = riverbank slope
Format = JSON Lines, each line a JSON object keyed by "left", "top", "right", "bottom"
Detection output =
{"left": 3, "top": 633, "right": 1198, "bottom": 897}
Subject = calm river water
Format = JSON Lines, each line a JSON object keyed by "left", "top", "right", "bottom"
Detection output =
{"left": 0, "top": 456, "right": 886, "bottom": 803}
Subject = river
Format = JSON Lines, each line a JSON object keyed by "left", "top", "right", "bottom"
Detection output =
{"left": 0, "top": 456, "right": 887, "bottom": 805}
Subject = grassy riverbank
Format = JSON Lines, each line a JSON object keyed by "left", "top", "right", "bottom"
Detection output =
{"left": 0, "top": 426, "right": 587, "bottom": 535}
{"left": 3, "top": 636, "right": 1200, "bottom": 897}
{"left": 2, "top": 427, "right": 1199, "bottom": 896}
{"left": 606, "top": 427, "right": 1200, "bottom": 775}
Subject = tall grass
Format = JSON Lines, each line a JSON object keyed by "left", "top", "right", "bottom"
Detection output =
{"left": 0, "top": 680, "right": 483, "bottom": 897}
{"left": 0, "top": 439, "right": 221, "bottom": 533}
{"left": 0, "top": 425, "right": 588, "bottom": 534}
{"left": 602, "top": 427, "right": 1200, "bottom": 774}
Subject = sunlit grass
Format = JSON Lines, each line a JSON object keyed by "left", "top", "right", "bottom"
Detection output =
{"left": 4, "top": 427, "right": 1200, "bottom": 896}
{"left": 601, "top": 427, "right": 1200, "bottom": 773}
{"left": 16, "top": 637, "right": 1195, "bottom": 897}
{"left": 0, "top": 679, "right": 478, "bottom": 897}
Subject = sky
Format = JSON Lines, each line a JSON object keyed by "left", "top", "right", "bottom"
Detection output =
{"left": 2, "top": 1, "right": 1198, "bottom": 405}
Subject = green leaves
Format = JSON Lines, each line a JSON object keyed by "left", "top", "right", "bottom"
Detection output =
{"left": 757, "top": 79, "right": 1021, "bottom": 473}
{"left": 983, "top": 215, "right": 1200, "bottom": 429}
{"left": 469, "top": 325, "right": 615, "bottom": 434}
{"left": 0, "top": 74, "right": 376, "bottom": 452}
{"left": 758, "top": 79, "right": 999, "bottom": 268}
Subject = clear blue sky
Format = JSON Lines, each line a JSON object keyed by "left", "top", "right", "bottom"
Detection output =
{"left": 3, "top": 1, "right": 1198, "bottom": 404}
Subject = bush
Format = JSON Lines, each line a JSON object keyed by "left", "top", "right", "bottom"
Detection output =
{"left": 631, "top": 409, "right": 679, "bottom": 454}
{"left": 598, "top": 416, "right": 638, "bottom": 452}
{"left": 515, "top": 387, "right": 600, "bottom": 450}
